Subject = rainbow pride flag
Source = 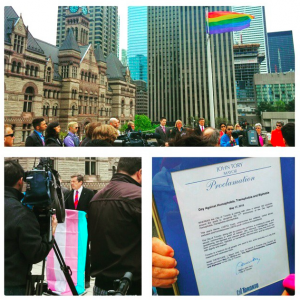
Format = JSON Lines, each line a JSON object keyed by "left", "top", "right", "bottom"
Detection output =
{"left": 46, "top": 209, "right": 88, "bottom": 295}
{"left": 208, "top": 11, "right": 254, "bottom": 34}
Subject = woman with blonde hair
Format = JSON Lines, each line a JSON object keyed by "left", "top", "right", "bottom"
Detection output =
{"left": 86, "top": 125, "right": 118, "bottom": 146}
{"left": 169, "top": 120, "right": 186, "bottom": 140}
{"left": 255, "top": 123, "right": 264, "bottom": 146}
{"left": 125, "top": 121, "right": 135, "bottom": 134}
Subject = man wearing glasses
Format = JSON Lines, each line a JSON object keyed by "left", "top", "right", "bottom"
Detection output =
{"left": 271, "top": 121, "right": 285, "bottom": 147}
{"left": 220, "top": 124, "right": 239, "bottom": 147}
{"left": 4, "top": 124, "right": 15, "bottom": 147}
{"left": 64, "top": 122, "right": 80, "bottom": 147}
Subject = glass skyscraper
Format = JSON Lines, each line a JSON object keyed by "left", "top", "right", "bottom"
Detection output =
{"left": 268, "top": 31, "right": 295, "bottom": 73}
{"left": 127, "top": 6, "right": 147, "bottom": 83}
{"left": 232, "top": 6, "right": 270, "bottom": 74}
{"left": 148, "top": 6, "right": 237, "bottom": 124}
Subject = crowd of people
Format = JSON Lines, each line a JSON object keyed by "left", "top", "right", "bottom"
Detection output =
{"left": 153, "top": 117, "right": 295, "bottom": 147}
{"left": 5, "top": 158, "right": 141, "bottom": 295}
{"left": 4, "top": 116, "right": 294, "bottom": 147}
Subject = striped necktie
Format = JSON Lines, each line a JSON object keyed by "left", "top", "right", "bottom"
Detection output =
{"left": 74, "top": 190, "right": 79, "bottom": 209}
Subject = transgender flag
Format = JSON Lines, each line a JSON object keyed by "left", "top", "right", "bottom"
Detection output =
{"left": 46, "top": 209, "right": 88, "bottom": 295}
{"left": 208, "top": 11, "right": 254, "bottom": 34}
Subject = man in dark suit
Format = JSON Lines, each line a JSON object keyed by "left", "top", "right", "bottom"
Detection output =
{"left": 25, "top": 118, "right": 47, "bottom": 146}
{"left": 194, "top": 117, "right": 206, "bottom": 136}
{"left": 65, "top": 174, "right": 94, "bottom": 288}
{"left": 155, "top": 117, "right": 170, "bottom": 146}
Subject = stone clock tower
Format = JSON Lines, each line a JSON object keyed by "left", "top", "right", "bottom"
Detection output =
{"left": 65, "top": 6, "right": 90, "bottom": 46}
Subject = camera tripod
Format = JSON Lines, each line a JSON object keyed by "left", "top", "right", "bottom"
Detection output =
{"left": 26, "top": 238, "right": 78, "bottom": 296}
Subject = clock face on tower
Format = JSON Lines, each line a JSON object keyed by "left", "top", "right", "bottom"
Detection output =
{"left": 81, "top": 6, "right": 88, "bottom": 15}
{"left": 69, "top": 6, "right": 79, "bottom": 13}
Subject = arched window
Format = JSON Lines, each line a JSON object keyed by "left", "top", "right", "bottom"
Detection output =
{"left": 44, "top": 89, "right": 47, "bottom": 97}
{"left": 52, "top": 105, "right": 58, "bottom": 116}
{"left": 46, "top": 67, "right": 51, "bottom": 82}
{"left": 71, "top": 105, "right": 76, "bottom": 116}
{"left": 35, "top": 66, "right": 38, "bottom": 77}
{"left": 100, "top": 107, "right": 104, "bottom": 116}
{"left": 25, "top": 64, "right": 30, "bottom": 76}
{"left": 23, "top": 86, "right": 34, "bottom": 112}
{"left": 17, "top": 62, "right": 21, "bottom": 74}
{"left": 81, "top": 71, "right": 84, "bottom": 80}
{"left": 121, "top": 100, "right": 125, "bottom": 115}
{"left": 30, "top": 66, "right": 34, "bottom": 76}
{"left": 130, "top": 101, "right": 133, "bottom": 115}
{"left": 11, "top": 61, "right": 16, "bottom": 73}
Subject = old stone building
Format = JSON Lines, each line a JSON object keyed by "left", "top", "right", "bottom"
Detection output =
{"left": 6, "top": 157, "right": 119, "bottom": 192}
{"left": 4, "top": 6, "right": 136, "bottom": 146}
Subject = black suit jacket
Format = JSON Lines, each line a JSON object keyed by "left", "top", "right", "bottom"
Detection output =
{"left": 65, "top": 187, "right": 94, "bottom": 213}
{"left": 194, "top": 125, "right": 206, "bottom": 136}
{"left": 25, "top": 131, "right": 44, "bottom": 147}
{"left": 155, "top": 126, "right": 170, "bottom": 146}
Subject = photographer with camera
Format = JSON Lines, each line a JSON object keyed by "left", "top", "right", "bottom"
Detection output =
{"left": 88, "top": 157, "right": 141, "bottom": 295}
{"left": 5, "top": 160, "right": 57, "bottom": 295}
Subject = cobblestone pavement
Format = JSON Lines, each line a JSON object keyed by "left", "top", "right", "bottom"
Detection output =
{"left": 31, "top": 261, "right": 94, "bottom": 296}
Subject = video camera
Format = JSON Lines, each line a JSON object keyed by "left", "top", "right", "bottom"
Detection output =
{"left": 114, "top": 131, "right": 159, "bottom": 147}
{"left": 108, "top": 272, "right": 133, "bottom": 296}
{"left": 22, "top": 158, "right": 65, "bottom": 239}
{"left": 232, "top": 126, "right": 261, "bottom": 147}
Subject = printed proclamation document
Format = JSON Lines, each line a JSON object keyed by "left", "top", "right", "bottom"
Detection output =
{"left": 171, "top": 157, "right": 289, "bottom": 295}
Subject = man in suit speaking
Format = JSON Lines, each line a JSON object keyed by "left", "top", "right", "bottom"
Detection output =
{"left": 65, "top": 174, "right": 94, "bottom": 288}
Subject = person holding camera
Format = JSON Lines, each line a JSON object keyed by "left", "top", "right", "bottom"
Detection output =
{"left": 88, "top": 157, "right": 142, "bottom": 295}
{"left": 4, "top": 160, "right": 57, "bottom": 295}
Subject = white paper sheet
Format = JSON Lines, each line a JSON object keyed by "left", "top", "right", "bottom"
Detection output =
{"left": 171, "top": 158, "right": 289, "bottom": 295}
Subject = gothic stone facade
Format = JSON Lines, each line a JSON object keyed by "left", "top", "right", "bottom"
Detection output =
{"left": 4, "top": 7, "right": 136, "bottom": 146}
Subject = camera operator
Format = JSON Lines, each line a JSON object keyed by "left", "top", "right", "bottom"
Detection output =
{"left": 88, "top": 157, "right": 141, "bottom": 295}
{"left": 5, "top": 160, "right": 57, "bottom": 295}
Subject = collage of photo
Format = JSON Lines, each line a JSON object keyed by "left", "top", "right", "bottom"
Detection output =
{"left": 3, "top": 2, "right": 296, "bottom": 297}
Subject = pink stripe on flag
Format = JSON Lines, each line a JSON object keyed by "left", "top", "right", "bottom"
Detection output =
{"left": 63, "top": 209, "right": 79, "bottom": 295}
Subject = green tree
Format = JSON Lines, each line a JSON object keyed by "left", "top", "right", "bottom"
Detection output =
{"left": 256, "top": 101, "right": 274, "bottom": 115}
{"left": 285, "top": 99, "right": 295, "bottom": 112}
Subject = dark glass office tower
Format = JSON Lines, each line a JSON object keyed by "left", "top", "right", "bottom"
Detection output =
{"left": 128, "top": 6, "right": 148, "bottom": 83}
{"left": 148, "top": 6, "right": 237, "bottom": 124}
{"left": 268, "top": 31, "right": 295, "bottom": 73}
{"left": 56, "top": 6, "right": 118, "bottom": 57}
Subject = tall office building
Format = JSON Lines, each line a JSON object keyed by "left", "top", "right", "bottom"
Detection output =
{"left": 148, "top": 6, "right": 237, "bottom": 124}
{"left": 128, "top": 6, "right": 148, "bottom": 83}
{"left": 268, "top": 31, "right": 295, "bottom": 73}
{"left": 232, "top": 6, "right": 270, "bottom": 73}
{"left": 121, "top": 49, "right": 127, "bottom": 66}
{"left": 56, "top": 6, "right": 118, "bottom": 57}
{"left": 234, "top": 43, "right": 264, "bottom": 121}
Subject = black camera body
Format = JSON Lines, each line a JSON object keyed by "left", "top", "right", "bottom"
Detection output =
{"left": 232, "top": 127, "right": 261, "bottom": 147}
{"left": 114, "top": 132, "right": 158, "bottom": 147}
{"left": 23, "top": 158, "right": 65, "bottom": 224}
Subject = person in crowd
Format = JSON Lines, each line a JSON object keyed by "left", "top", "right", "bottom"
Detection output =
{"left": 220, "top": 124, "right": 239, "bottom": 147}
{"left": 86, "top": 125, "right": 118, "bottom": 146}
{"left": 152, "top": 237, "right": 178, "bottom": 290}
{"left": 65, "top": 174, "right": 94, "bottom": 288}
{"left": 168, "top": 120, "right": 186, "bottom": 140}
{"left": 4, "top": 124, "right": 15, "bottom": 147}
{"left": 80, "top": 123, "right": 91, "bottom": 146}
{"left": 5, "top": 160, "right": 57, "bottom": 295}
{"left": 45, "top": 122, "right": 62, "bottom": 147}
{"left": 194, "top": 118, "right": 206, "bottom": 135}
{"left": 234, "top": 123, "right": 242, "bottom": 131}
{"left": 281, "top": 122, "right": 295, "bottom": 147}
{"left": 80, "top": 122, "right": 102, "bottom": 146}
{"left": 64, "top": 122, "right": 80, "bottom": 147}
{"left": 125, "top": 121, "right": 135, "bottom": 134}
{"left": 155, "top": 117, "right": 170, "bottom": 146}
{"left": 254, "top": 123, "right": 264, "bottom": 147}
{"left": 271, "top": 121, "right": 285, "bottom": 147}
{"left": 202, "top": 127, "right": 220, "bottom": 147}
{"left": 109, "top": 118, "right": 120, "bottom": 136}
{"left": 169, "top": 132, "right": 204, "bottom": 147}
{"left": 219, "top": 123, "right": 226, "bottom": 138}
{"left": 25, "top": 118, "right": 47, "bottom": 147}
{"left": 88, "top": 157, "right": 142, "bottom": 295}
